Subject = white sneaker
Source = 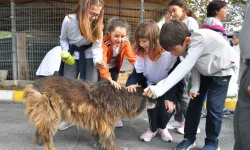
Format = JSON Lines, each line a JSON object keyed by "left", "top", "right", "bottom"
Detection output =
{"left": 140, "top": 128, "right": 157, "bottom": 142}
{"left": 176, "top": 126, "right": 201, "bottom": 135}
{"left": 167, "top": 120, "right": 184, "bottom": 129}
{"left": 115, "top": 120, "right": 123, "bottom": 128}
{"left": 57, "top": 121, "right": 74, "bottom": 131}
{"left": 158, "top": 128, "right": 173, "bottom": 142}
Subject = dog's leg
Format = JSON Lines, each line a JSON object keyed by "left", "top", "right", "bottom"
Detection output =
{"left": 38, "top": 124, "right": 57, "bottom": 150}
{"left": 33, "top": 129, "right": 44, "bottom": 145}
{"left": 98, "top": 129, "right": 120, "bottom": 150}
{"left": 89, "top": 131, "right": 102, "bottom": 150}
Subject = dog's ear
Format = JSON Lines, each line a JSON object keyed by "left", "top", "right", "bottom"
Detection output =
{"left": 96, "top": 79, "right": 111, "bottom": 85}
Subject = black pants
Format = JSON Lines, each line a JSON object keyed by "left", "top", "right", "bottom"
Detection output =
{"left": 148, "top": 96, "right": 174, "bottom": 132}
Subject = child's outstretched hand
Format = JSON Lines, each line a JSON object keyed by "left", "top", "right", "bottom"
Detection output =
{"left": 143, "top": 87, "right": 153, "bottom": 97}
{"left": 95, "top": 61, "right": 106, "bottom": 69}
{"left": 189, "top": 92, "right": 200, "bottom": 99}
{"left": 164, "top": 100, "right": 174, "bottom": 113}
{"left": 164, "top": 11, "right": 172, "bottom": 23}
{"left": 108, "top": 78, "right": 121, "bottom": 89}
{"left": 126, "top": 84, "right": 141, "bottom": 92}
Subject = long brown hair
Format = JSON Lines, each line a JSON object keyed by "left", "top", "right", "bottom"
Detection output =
{"left": 134, "top": 19, "right": 163, "bottom": 61}
{"left": 70, "top": 0, "right": 104, "bottom": 42}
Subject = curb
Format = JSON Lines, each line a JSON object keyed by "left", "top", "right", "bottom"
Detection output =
{"left": 0, "top": 90, "right": 238, "bottom": 110}
{"left": 0, "top": 90, "right": 24, "bottom": 103}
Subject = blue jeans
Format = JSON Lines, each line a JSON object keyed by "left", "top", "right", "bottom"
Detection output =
{"left": 184, "top": 75, "right": 231, "bottom": 147}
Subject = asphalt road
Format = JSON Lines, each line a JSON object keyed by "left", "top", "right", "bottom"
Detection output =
{"left": 0, "top": 102, "right": 234, "bottom": 150}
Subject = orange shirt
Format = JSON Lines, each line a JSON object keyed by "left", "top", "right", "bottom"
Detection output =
{"left": 99, "top": 35, "right": 136, "bottom": 78}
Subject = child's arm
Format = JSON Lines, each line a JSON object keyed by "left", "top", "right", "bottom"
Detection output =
{"left": 92, "top": 35, "right": 105, "bottom": 69}
{"left": 146, "top": 39, "right": 205, "bottom": 99}
{"left": 126, "top": 68, "right": 147, "bottom": 88}
{"left": 190, "top": 68, "right": 200, "bottom": 95}
{"left": 60, "top": 16, "right": 69, "bottom": 51}
{"left": 123, "top": 42, "right": 136, "bottom": 65}
{"left": 99, "top": 42, "right": 111, "bottom": 79}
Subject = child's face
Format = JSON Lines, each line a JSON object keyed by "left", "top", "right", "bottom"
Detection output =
{"left": 170, "top": 42, "right": 188, "bottom": 56}
{"left": 216, "top": 7, "right": 227, "bottom": 21}
{"left": 138, "top": 38, "right": 150, "bottom": 53}
{"left": 109, "top": 27, "right": 127, "bottom": 46}
{"left": 88, "top": 5, "right": 102, "bottom": 21}
{"left": 168, "top": 5, "right": 184, "bottom": 21}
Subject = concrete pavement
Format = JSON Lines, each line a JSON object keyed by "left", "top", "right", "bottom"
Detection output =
{"left": 0, "top": 102, "right": 234, "bottom": 150}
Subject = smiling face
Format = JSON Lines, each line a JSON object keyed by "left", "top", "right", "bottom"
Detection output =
{"left": 138, "top": 38, "right": 150, "bottom": 53}
{"left": 109, "top": 27, "right": 127, "bottom": 46}
{"left": 168, "top": 5, "right": 185, "bottom": 21}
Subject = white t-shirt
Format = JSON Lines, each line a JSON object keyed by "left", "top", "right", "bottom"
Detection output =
{"left": 36, "top": 46, "right": 62, "bottom": 76}
{"left": 135, "top": 51, "right": 177, "bottom": 86}
{"left": 109, "top": 45, "right": 120, "bottom": 68}
{"left": 182, "top": 17, "right": 199, "bottom": 33}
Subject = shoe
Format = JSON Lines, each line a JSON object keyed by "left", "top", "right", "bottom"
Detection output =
{"left": 201, "top": 145, "right": 220, "bottom": 150}
{"left": 58, "top": 121, "right": 74, "bottom": 131}
{"left": 115, "top": 120, "right": 123, "bottom": 128}
{"left": 158, "top": 128, "right": 173, "bottom": 142}
{"left": 167, "top": 120, "right": 184, "bottom": 129}
{"left": 176, "top": 127, "right": 201, "bottom": 135}
{"left": 140, "top": 128, "right": 157, "bottom": 142}
{"left": 223, "top": 109, "right": 234, "bottom": 117}
{"left": 175, "top": 139, "right": 195, "bottom": 150}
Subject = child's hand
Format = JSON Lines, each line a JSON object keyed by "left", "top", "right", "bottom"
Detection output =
{"left": 189, "top": 92, "right": 200, "bottom": 99}
{"left": 164, "top": 11, "right": 172, "bottom": 23}
{"left": 95, "top": 61, "right": 106, "bottom": 69}
{"left": 143, "top": 87, "right": 153, "bottom": 97}
{"left": 108, "top": 79, "right": 121, "bottom": 89}
{"left": 126, "top": 84, "right": 141, "bottom": 92}
{"left": 164, "top": 100, "right": 174, "bottom": 113}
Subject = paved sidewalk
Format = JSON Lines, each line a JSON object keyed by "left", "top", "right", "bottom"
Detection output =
{"left": 0, "top": 103, "right": 234, "bottom": 150}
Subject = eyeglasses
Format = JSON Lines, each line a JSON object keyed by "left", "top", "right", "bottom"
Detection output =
{"left": 89, "top": 11, "right": 101, "bottom": 19}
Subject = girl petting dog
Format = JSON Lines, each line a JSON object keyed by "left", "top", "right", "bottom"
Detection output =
{"left": 58, "top": 0, "right": 105, "bottom": 131}
{"left": 98, "top": 17, "right": 136, "bottom": 127}
{"left": 126, "top": 19, "right": 183, "bottom": 142}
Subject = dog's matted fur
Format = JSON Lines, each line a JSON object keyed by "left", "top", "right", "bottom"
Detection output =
{"left": 23, "top": 76, "right": 156, "bottom": 150}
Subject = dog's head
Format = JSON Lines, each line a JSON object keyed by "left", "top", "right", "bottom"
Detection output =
{"left": 145, "top": 97, "right": 157, "bottom": 109}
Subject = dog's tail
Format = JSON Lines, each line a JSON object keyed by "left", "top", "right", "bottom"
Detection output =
{"left": 23, "top": 85, "right": 60, "bottom": 148}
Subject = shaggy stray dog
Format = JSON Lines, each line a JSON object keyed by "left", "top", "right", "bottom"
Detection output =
{"left": 23, "top": 76, "right": 156, "bottom": 150}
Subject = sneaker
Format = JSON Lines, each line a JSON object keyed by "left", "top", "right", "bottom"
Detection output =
{"left": 57, "top": 121, "right": 73, "bottom": 131}
{"left": 167, "top": 120, "right": 184, "bottom": 129}
{"left": 140, "top": 128, "right": 157, "bottom": 142}
{"left": 158, "top": 128, "right": 173, "bottom": 142}
{"left": 223, "top": 109, "right": 234, "bottom": 117}
{"left": 115, "top": 120, "right": 123, "bottom": 128}
{"left": 201, "top": 145, "right": 220, "bottom": 150}
{"left": 175, "top": 139, "right": 195, "bottom": 150}
{"left": 176, "top": 127, "right": 201, "bottom": 135}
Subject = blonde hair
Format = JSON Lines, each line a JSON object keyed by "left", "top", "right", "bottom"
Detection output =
{"left": 70, "top": 0, "right": 104, "bottom": 42}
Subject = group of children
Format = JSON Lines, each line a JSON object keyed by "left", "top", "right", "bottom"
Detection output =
{"left": 36, "top": 0, "right": 241, "bottom": 150}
